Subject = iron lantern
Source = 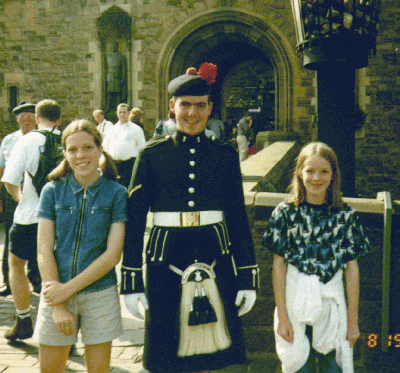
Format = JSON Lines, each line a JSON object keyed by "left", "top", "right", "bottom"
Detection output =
{"left": 290, "top": 0, "right": 381, "bottom": 70}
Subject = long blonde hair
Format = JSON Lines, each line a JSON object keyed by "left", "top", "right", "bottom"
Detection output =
{"left": 48, "top": 119, "right": 118, "bottom": 181}
{"left": 287, "top": 142, "right": 343, "bottom": 208}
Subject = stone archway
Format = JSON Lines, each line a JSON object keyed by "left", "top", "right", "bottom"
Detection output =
{"left": 155, "top": 9, "right": 296, "bottom": 131}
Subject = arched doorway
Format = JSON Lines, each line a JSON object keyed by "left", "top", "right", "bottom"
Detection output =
{"left": 156, "top": 10, "right": 296, "bottom": 132}
{"left": 222, "top": 58, "right": 275, "bottom": 132}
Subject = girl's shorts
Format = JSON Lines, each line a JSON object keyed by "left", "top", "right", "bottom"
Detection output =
{"left": 34, "top": 285, "right": 123, "bottom": 346}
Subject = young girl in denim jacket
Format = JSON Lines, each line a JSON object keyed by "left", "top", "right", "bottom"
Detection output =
{"left": 262, "top": 142, "right": 370, "bottom": 373}
{"left": 34, "top": 120, "right": 127, "bottom": 373}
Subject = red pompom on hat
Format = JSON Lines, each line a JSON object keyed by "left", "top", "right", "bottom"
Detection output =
{"left": 198, "top": 63, "right": 217, "bottom": 85}
{"left": 168, "top": 63, "right": 218, "bottom": 97}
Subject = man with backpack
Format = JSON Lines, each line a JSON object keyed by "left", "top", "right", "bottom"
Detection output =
{"left": 0, "top": 101, "right": 42, "bottom": 297}
{"left": 152, "top": 110, "right": 176, "bottom": 138}
{"left": 2, "top": 99, "right": 61, "bottom": 341}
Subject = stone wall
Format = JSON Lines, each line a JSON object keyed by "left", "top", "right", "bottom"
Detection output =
{"left": 0, "top": 0, "right": 99, "bottom": 133}
{"left": 354, "top": 0, "right": 400, "bottom": 200}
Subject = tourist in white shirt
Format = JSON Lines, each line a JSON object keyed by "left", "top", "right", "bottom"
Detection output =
{"left": 2, "top": 99, "right": 61, "bottom": 341}
{"left": 0, "top": 101, "right": 40, "bottom": 297}
{"left": 102, "top": 103, "right": 146, "bottom": 188}
{"left": 93, "top": 109, "right": 113, "bottom": 138}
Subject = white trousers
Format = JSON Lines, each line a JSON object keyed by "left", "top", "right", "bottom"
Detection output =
{"left": 274, "top": 265, "right": 353, "bottom": 373}
{"left": 236, "top": 135, "right": 248, "bottom": 162}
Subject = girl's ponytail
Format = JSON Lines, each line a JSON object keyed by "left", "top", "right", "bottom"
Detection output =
{"left": 48, "top": 158, "right": 72, "bottom": 181}
{"left": 100, "top": 151, "right": 118, "bottom": 182}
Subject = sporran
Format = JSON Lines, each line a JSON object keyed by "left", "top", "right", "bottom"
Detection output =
{"left": 174, "top": 261, "right": 232, "bottom": 357}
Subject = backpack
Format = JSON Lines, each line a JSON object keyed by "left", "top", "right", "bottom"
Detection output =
{"left": 28, "top": 128, "right": 63, "bottom": 195}
{"left": 153, "top": 120, "right": 165, "bottom": 137}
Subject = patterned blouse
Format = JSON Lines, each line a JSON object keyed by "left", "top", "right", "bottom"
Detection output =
{"left": 262, "top": 201, "right": 371, "bottom": 283}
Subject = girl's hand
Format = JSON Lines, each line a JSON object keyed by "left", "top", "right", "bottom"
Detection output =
{"left": 43, "top": 281, "right": 73, "bottom": 305}
{"left": 277, "top": 315, "right": 294, "bottom": 343}
{"left": 52, "top": 304, "right": 75, "bottom": 336}
{"left": 346, "top": 318, "right": 360, "bottom": 348}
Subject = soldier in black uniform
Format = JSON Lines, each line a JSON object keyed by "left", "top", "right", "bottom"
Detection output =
{"left": 121, "top": 63, "right": 259, "bottom": 373}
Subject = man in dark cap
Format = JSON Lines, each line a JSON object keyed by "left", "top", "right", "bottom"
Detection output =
{"left": 0, "top": 101, "right": 41, "bottom": 297}
{"left": 121, "top": 63, "right": 259, "bottom": 373}
{"left": 2, "top": 99, "right": 61, "bottom": 341}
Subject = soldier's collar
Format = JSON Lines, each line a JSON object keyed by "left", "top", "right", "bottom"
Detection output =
{"left": 174, "top": 130, "right": 207, "bottom": 145}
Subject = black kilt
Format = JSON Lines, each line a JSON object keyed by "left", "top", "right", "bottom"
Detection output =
{"left": 142, "top": 224, "right": 248, "bottom": 373}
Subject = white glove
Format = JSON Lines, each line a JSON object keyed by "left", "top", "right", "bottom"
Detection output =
{"left": 124, "top": 293, "right": 149, "bottom": 321}
{"left": 235, "top": 290, "right": 257, "bottom": 317}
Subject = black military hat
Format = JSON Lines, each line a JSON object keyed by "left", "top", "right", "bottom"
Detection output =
{"left": 12, "top": 100, "right": 36, "bottom": 115}
{"left": 168, "top": 63, "right": 217, "bottom": 97}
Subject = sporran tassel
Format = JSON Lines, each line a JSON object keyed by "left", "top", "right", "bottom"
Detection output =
{"left": 178, "top": 277, "right": 231, "bottom": 357}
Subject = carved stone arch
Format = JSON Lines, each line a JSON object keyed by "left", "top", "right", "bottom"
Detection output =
{"left": 96, "top": 6, "right": 132, "bottom": 119}
{"left": 156, "top": 9, "right": 296, "bottom": 131}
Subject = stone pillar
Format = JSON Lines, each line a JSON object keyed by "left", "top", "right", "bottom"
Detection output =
{"left": 317, "top": 65, "right": 356, "bottom": 197}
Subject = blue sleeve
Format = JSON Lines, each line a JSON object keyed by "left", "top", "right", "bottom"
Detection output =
{"left": 111, "top": 185, "right": 128, "bottom": 224}
{"left": 38, "top": 182, "right": 56, "bottom": 221}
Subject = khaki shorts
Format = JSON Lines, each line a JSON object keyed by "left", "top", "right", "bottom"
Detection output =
{"left": 34, "top": 285, "right": 123, "bottom": 346}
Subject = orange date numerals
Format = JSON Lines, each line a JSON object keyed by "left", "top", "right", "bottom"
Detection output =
{"left": 388, "top": 334, "right": 400, "bottom": 347}
{"left": 367, "top": 333, "right": 378, "bottom": 348}
{"left": 367, "top": 334, "right": 400, "bottom": 348}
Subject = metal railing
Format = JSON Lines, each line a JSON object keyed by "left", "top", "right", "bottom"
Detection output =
{"left": 377, "top": 191, "right": 393, "bottom": 353}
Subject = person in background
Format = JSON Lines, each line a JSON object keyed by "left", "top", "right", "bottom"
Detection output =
{"left": 0, "top": 101, "right": 40, "bottom": 297}
{"left": 2, "top": 99, "right": 61, "bottom": 341}
{"left": 227, "top": 125, "right": 238, "bottom": 151}
{"left": 153, "top": 110, "right": 177, "bottom": 137}
{"left": 236, "top": 111, "right": 252, "bottom": 162}
{"left": 122, "top": 62, "right": 259, "bottom": 373}
{"left": 93, "top": 109, "right": 113, "bottom": 139}
{"left": 262, "top": 142, "right": 371, "bottom": 373}
{"left": 152, "top": 118, "right": 165, "bottom": 137}
{"left": 163, "top": 110, "right": 177, "bottom": 136}
{"left": 129, "top": 107, "right": 145, "bottom": 131}
{"left": 224, "top": 116, "right": 235, "bottom": 138}
{"left": 207, "top": 112, "right": 225, "bottom": 140}
{"left": 34, "top": 120, "right": 127, "bottom": 373}
{"left": 153, "top": 110, "right": 218, "bottom": 139}
{"left": 102, "top": 103, "right": 146, "bottom": 188}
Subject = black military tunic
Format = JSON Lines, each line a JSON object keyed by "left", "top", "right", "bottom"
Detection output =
{"left": 122, "top": 130, "right": 258, "bottom": 373}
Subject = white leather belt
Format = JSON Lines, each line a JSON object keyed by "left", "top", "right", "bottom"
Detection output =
{"left": 153, "top": 211, "right": 223, "bottom": 227}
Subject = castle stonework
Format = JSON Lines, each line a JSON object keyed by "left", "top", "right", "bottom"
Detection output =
{"left": 0, "top": 0, "right": 398, "bottom": 198}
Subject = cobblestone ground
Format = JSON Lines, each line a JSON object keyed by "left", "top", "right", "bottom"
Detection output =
{"left": 0, "top": 291, "right": 145, "bottom": 372}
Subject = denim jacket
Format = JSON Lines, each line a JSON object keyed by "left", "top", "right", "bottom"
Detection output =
{"left": 38, "top": 174, "right": 127, "bottom": 292}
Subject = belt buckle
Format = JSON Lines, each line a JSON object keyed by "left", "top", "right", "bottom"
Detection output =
{"left": 181, "top": 211, "right": 200, "bottom": 227}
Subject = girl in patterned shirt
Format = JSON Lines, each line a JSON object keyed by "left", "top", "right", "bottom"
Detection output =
{"left": 262, "top": 142, "right": 370, "bottom": 373}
